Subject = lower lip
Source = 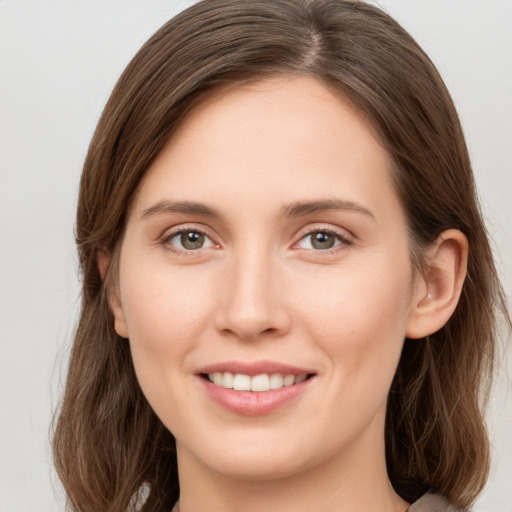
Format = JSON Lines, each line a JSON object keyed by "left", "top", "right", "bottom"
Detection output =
{"left": 199, "top": 377, "right": 314, "bottom": 416}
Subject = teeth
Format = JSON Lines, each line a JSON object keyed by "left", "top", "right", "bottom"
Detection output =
{"left": 251, "top": 374, "right": 270, "bottom": 391}
{"left": 295, "top": 374, "right": 307, "bottom": 384}
{"left": 283, "top": 374, "right": 295, "bottom": 386}
{"left": 223, "top": 372, "right": 234, "bottom": 388}
{"left": 269, "top": 373, "right": 284, "bottom": 389}
{"left": 207, "top": 372, "right": 308, "bottom": 391}
{"left": 233, "top": 373, "right": 251, "bottom": 391}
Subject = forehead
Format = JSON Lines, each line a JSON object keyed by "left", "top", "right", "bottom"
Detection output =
{"left": 132, "top": 76, "right": 402, "bottom": 227}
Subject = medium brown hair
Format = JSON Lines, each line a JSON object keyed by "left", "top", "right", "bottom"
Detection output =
{"left": 52, "top": 1, "right": 510, "bottom": 510}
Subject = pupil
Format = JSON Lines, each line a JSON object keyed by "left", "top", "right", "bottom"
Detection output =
{"left": 181, "top": 231, "right": 204, "bottom": 249}
{"left": 312, "top": 232, "right": 335, "bottom": 250}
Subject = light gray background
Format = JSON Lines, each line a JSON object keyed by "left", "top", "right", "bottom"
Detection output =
{"left": 1, "top": 1, "right": 510, "bottom": 510}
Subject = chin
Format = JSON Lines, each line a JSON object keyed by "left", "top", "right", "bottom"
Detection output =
{"left": 178, "top": 428, "right": 330, "bottom": 483}
{"left": 208, "top": 453, "right": 310, "bottom": 482}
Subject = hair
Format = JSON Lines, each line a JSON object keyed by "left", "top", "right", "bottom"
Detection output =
{"left": 52, "top": 1, "right": 510, "bottom": 510}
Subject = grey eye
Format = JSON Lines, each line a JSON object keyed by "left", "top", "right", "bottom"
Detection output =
{"left": 166, "top": 230, "right": 215, "bottom": 251}
{"left": 296, "top": 230, "right": 347, "bottom": 251}
{"left": 180, "top": 231, "right": 205, "bottom": 250}
{"left": 310, "top": 232, "right": 336, "bottom": 250}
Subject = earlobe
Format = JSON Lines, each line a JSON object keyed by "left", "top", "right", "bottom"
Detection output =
{"left": 97, "top": 248, "right": 110, "bottom": 280}
{"left": 97, "top": 249, "right": 129, "bottom": 339}
{"left": 110, "top": 294, "right": 129, "bottom": 339}
{"left": 406, "top": 229, "right": 468, "bottom": 339}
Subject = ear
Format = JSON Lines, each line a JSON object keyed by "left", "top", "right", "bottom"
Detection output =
{"left": 97, "top": 249, "right": 129, "bottom": 339}
{"left": 406, "top": 229, "right": 468, "bottom": 339}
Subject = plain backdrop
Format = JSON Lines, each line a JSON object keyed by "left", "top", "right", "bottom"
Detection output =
{"left": 0, "top": 1, "right": 511, "bottom": 511}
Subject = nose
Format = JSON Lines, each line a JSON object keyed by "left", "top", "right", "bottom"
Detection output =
{"left": 214, "top": 248, "right": 292, "bottom": 341}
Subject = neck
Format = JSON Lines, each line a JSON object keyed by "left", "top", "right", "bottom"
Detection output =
{"left": 175, "top": 427, "right": 409, "bottom": 512}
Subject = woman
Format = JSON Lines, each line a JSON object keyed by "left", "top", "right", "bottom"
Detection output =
{"left": 52, "top": 1, "right": 509, "bottom": 511}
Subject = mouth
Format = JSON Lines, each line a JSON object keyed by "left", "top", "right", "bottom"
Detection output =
{"left": 196, "top": 361, "right": 317, "bottom": 415}
{"left": 200, "top": 372, "right": 314, "bottom": 392}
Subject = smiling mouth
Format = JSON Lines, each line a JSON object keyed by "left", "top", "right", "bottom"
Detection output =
{"left": 201, "top": 372, "right": 315, "bottom": 392}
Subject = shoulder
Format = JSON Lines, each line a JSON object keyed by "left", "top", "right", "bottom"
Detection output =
{"left": 408, "top": 493, "right": 470, "bottom": 512}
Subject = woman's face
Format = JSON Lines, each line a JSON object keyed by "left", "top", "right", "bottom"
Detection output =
{"left": 112, "top": 77, "right": 422, "bottom": 481}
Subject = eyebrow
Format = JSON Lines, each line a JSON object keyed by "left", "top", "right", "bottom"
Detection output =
{"left": 281, "top": 199, "right": 375, "bottom": 219}
{"left": 141, "top": 198, "right": 375, "bottom": 221}
{"left": 141, "top": 200, "right": 222, "bottom": 220}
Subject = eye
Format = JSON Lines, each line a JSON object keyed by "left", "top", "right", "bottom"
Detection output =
{"left": 296, "top": 229, "right": 351, "bottom": 251}
{"left": 164, "top": 229, "right": 216, "bottom": 251}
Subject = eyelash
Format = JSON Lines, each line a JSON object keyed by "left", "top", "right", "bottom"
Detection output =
{"left": 160, "top": 225, "right": 353, "bottom": 255}
{"left": 293, "top": 226, "right": 353, "bottom": 254}
{"left": 160, "top": 225, "right": 217, "bottom": 256}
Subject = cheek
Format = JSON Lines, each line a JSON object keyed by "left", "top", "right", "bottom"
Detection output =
{"left": 117, "top": 259, "right": 221, "bottom": 431}
{"left": 118, "top": 260, "right": 216, "bottom": 371}
{"left": 291, "top": 256, "right": 413, "bottom": 382}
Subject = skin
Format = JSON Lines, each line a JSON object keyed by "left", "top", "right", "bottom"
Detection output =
{"left": 107, "top": 76, "right": 467, "bottom": 512}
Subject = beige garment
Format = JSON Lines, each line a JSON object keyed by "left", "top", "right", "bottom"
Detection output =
{"left": 408, "top": 493, "right": 467, "bottom": 512}
{"left": 171, "top": 492, "right": 466, "bottom": 511}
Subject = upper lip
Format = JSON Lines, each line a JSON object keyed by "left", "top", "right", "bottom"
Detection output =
{"left": 197, "top": 360, "right": 316, "bottom": 377}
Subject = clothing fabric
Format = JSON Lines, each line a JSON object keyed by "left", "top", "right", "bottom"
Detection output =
{"left": 171, "top": 493, "right": 465, "bottom": 512}
{"left": 408, "top": 493, "right": 467, "bottom": 512}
